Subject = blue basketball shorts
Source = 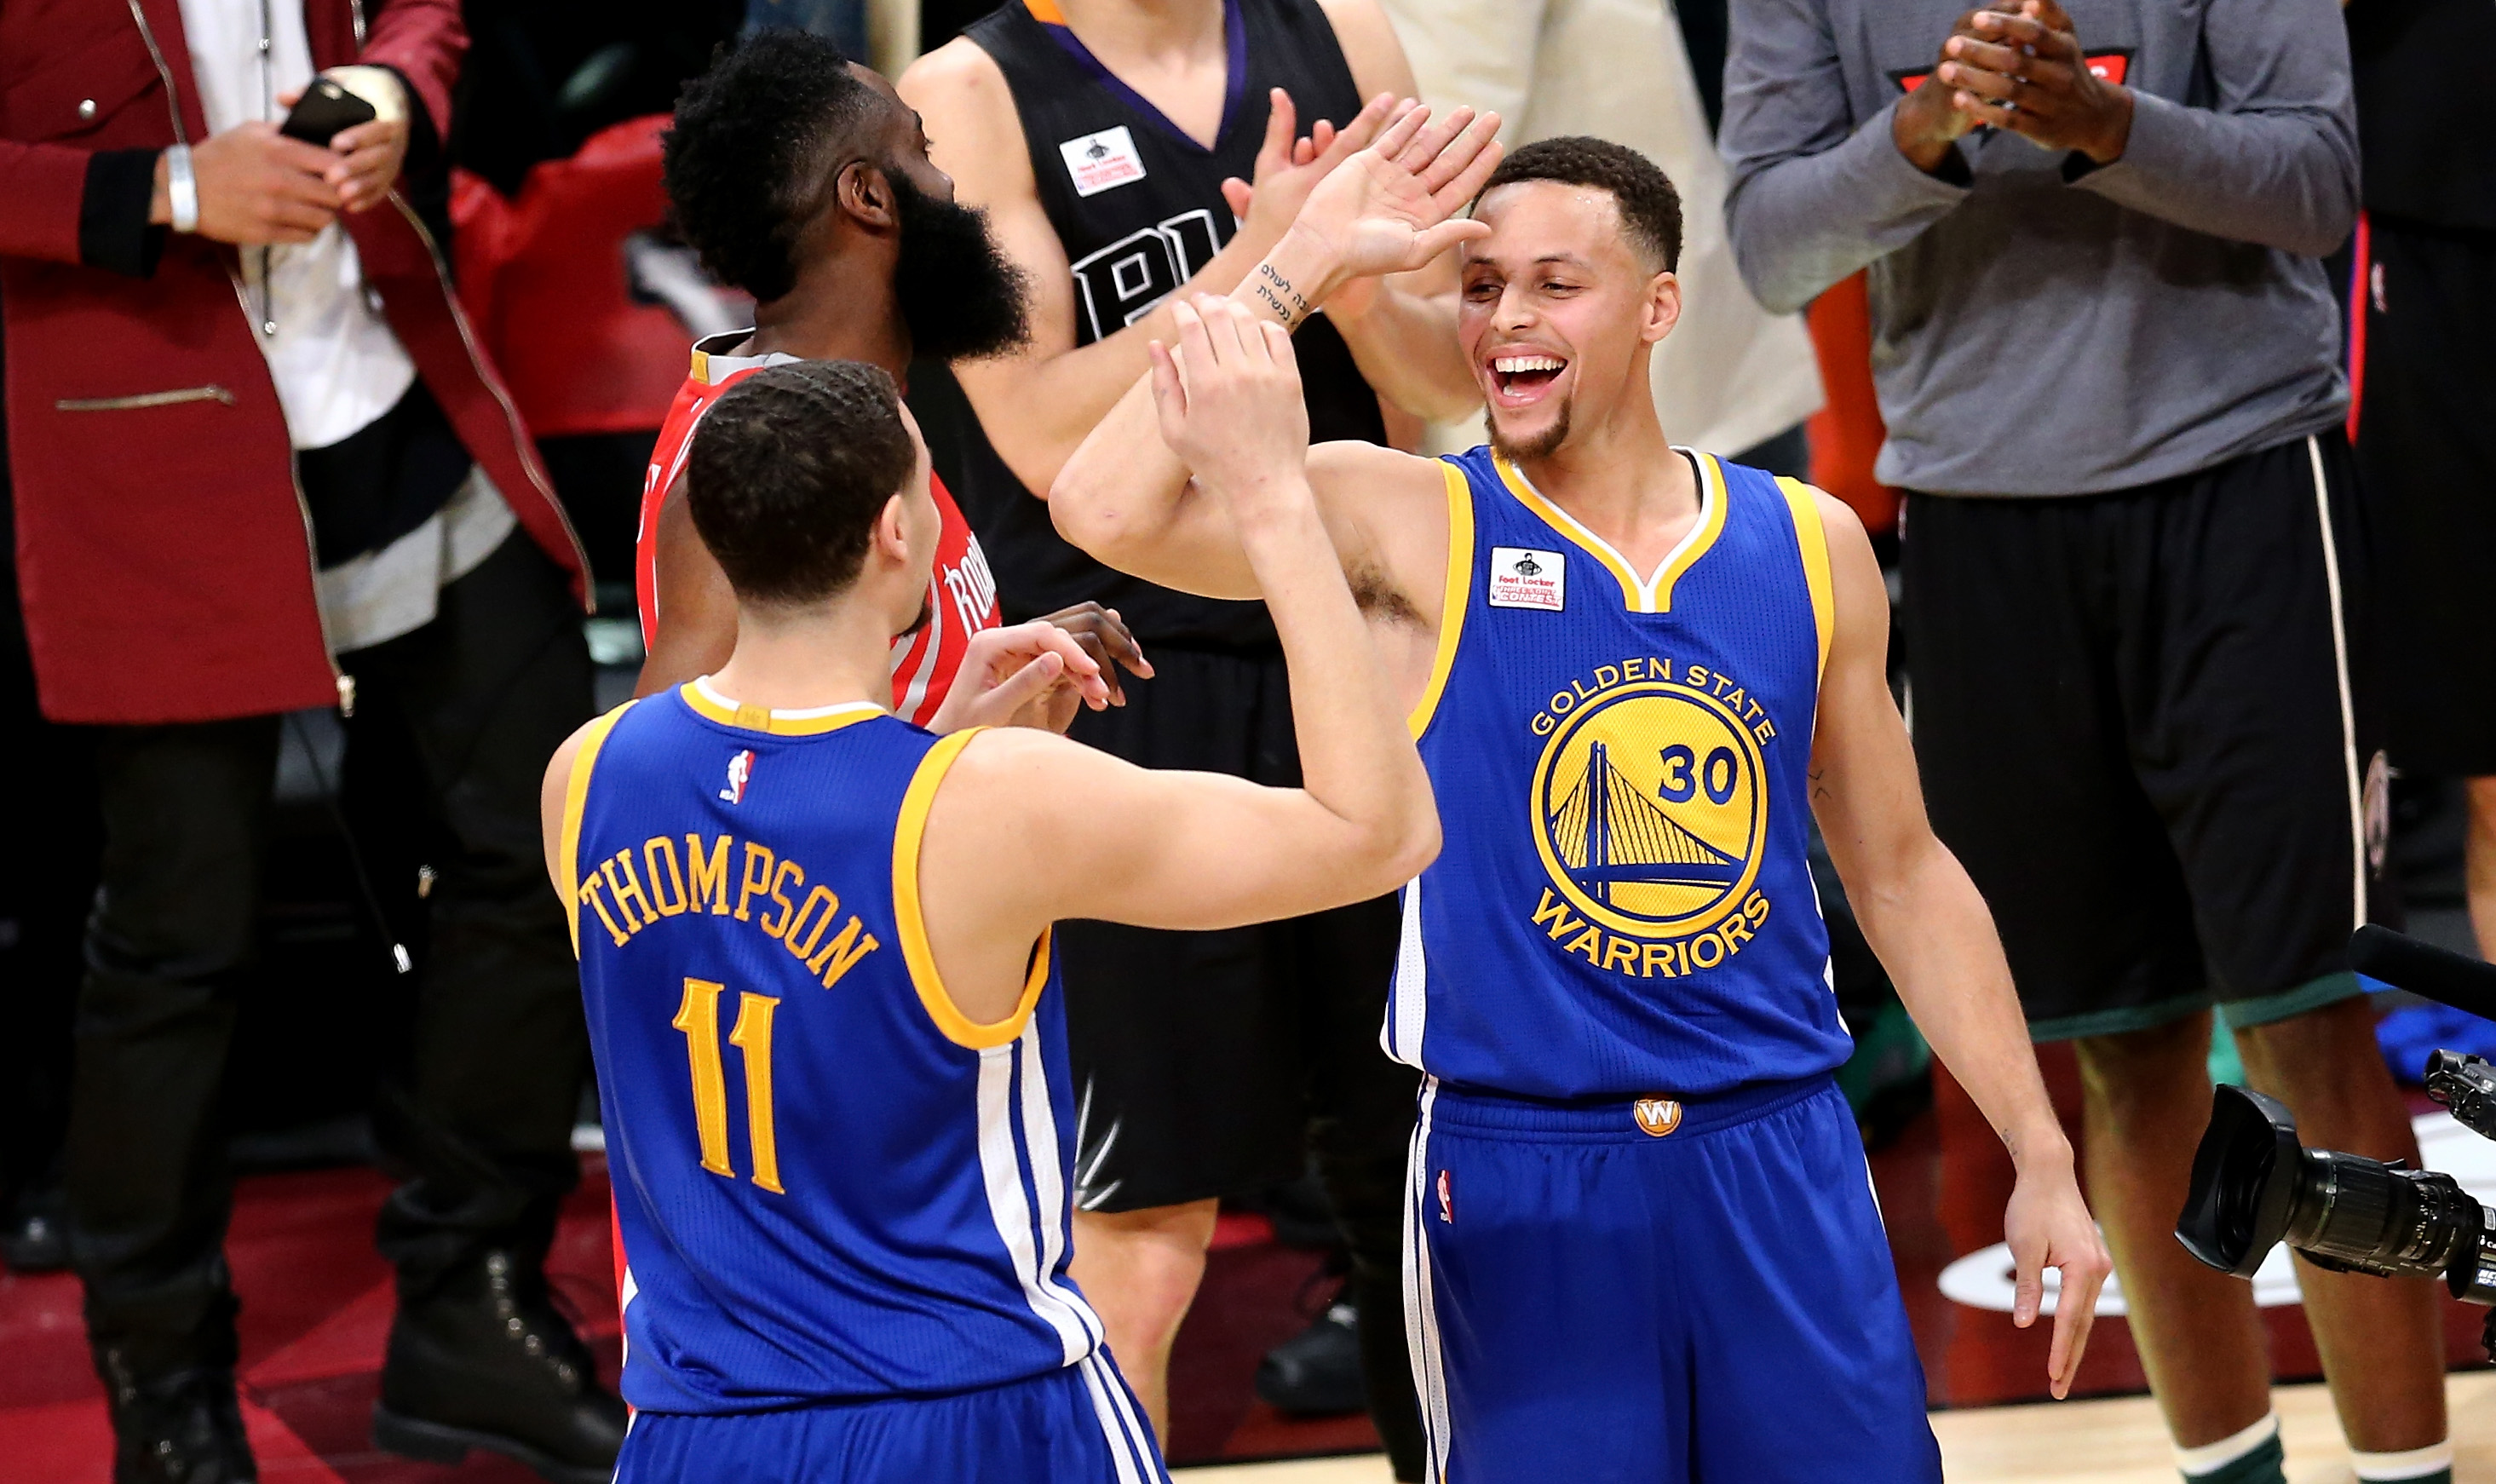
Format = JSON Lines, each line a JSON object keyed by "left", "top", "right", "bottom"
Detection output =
{"left": 613, "top": 1353, "right": 1168, "bottom": 1483}
{"left": 1403, "top": 1074, "right": 1941, "bottom": 1483}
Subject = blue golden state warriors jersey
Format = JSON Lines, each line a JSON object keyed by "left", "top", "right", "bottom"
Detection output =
{"left": 563, "top": 684, "right": 1108, "bottom": 1413}
{"left": 1383, "top": 446, "right": 1855, "bottom": 1100}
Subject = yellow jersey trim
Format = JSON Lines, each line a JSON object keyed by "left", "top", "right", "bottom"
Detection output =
{"left": 688, "top": 347, "right": 710, "bottom": 383}
{"left": 1775, "top": 477, "right": 1837, "bottom": 683}
{"left": 1490, "top": 449, "right": 1728, "bottom": 613}
{"left": 1406, "top": 460, "right": 1474, "bottom": 739}
{"left": 559, "top": 701, "right": 636, "bottom": 958}
{"left": 1025, "top": 0, "right": 1069, "bottom": 20}
{"left": 892, "top": 729, "right": 1049, "bottom": 1050}
{"left": 681, "top": 680, "right": 886, "bottom": 737}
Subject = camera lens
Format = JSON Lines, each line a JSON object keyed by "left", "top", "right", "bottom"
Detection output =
{"left": 2178, "top": 1084, "right": 2487, "bottom": 1288}
{"left": 2279, "top": 1145, "right": 2476, "bottom": 1278}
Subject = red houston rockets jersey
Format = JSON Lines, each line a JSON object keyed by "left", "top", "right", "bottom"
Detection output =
{"left": 636, "top": 335, "right": 1001, "bottom": 726}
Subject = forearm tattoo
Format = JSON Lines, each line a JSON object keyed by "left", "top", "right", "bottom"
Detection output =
{"left": 1254, "top": 262, "right": 1312, "bottom": 328}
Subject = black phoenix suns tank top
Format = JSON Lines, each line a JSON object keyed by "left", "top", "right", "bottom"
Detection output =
{"left": 949, "top": 0, "right": 1389, "bottom": 649}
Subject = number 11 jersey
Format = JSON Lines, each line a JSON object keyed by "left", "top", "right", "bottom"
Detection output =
{"left": 563, "top": 684, "right": 1108, "bottom": 1413}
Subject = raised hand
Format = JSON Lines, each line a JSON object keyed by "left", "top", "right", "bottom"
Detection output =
{"left": 1220, "top": 89, "right": 1401, "bottom": 251}
{"left": 1148, "top": 296, "right": 1310, "bottom": 517}
{"left": 1279, "top": 101, "right": 1504, "bottom": 292}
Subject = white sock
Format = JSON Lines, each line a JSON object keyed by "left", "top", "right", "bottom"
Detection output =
{"left": 2350, "top": 1441, "right": 2453, "bottom": 1481}
{"left": 2174, "top": 1412, "right": 2280, "bottom": 1476}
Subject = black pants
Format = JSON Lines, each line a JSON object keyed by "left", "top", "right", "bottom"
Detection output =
{"left": 0, "top": 434, "right": 97, "bottom": 1228}
{"left": 68, "top": 533, "right": 594, "bottom": 1373}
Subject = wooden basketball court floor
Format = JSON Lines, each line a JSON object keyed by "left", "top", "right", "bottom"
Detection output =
{"left": 1178, "top": 1372, "right": 2496, "bottom": 1482}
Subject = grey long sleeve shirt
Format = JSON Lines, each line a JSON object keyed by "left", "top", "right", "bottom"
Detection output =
{"left": 1720, "top": 0, "right": 2356, "bottom": 496}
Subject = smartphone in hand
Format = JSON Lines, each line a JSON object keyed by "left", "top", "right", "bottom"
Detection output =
{"left": 280, "top": 77, "right": 377, "bottom": 147}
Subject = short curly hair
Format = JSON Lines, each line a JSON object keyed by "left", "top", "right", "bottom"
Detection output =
{"left": 1477, "top": 137, "right": 1683, "bottom": 273}
{"left": 664, "top": 31, "right": 883, "bottom": 302}
{"left": 687, "top": 360, "right": 917, "bottom": 606}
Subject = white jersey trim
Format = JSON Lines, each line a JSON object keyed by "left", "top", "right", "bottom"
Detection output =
{"left": 1383, "top": 874, "right": 1428, "bottom": 1067}
{"left": 975, "top": 1038, "right": 1100, "bottom": 1365}
{"left": 1403, "top": 1078, "right": 1454, "bottom": 1481}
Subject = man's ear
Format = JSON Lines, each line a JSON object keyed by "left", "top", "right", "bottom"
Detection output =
{"left": 836, "top": 160, "right": 901, "bottom": 233}
{"left": 1641, "top": 270, "right": 1683, "bottom": 347}
{"left": 871, "top": 492, "right": 912, "bottom": 561}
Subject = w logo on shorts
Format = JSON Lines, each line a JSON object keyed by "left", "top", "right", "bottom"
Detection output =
{"left": 1633, "top": 1097, "right": 1683, "bottom": 1137}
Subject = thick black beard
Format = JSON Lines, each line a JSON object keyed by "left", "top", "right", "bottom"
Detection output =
{"left": 889, "top": 173, "right": 1032, "bottom": 363}
{"left": 1488, "top": 395, "right": 1573, "bottom": 463}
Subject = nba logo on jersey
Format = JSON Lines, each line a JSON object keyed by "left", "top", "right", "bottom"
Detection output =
{"left": 1435, "top": 1168, "right": 1453, "bottom": 1223}
{"left": 1487, "top": 547, "right": 1565, "bottom": 611}
{"left": 719, "top": 749, "right": 755, "bottom": 804}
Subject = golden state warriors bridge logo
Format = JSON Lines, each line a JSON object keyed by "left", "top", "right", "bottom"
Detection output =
{"left": 1526, "top": 657, "right": 1777, "bottom": 979}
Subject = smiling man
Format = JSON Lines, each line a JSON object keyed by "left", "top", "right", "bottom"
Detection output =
{"left": 1050, "top": 125, "right": 2111, "bottom": 1481}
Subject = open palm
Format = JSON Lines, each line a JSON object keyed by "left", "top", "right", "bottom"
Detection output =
{"left": 1290, "top": 104, "right": 1504, "bottom": 281}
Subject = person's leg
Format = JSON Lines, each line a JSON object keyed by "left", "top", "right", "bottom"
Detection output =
{"left": 70, "top": 716, "right": 280, "bottom": 1481}
{"left": 2070, "top": 1013, "right": 2274, "bottom": 1451}
{"left": 2125, "top": 431, "right": 2444, "bottom": 1472}
{"left": 1682, "top": 1083, "right": 1939, "bottom": 1483}
{"left": 0, "top": 478, "right": 95, "bottom": 1273}
{"left": 1297, "top": 893, "right": 1426, "bottom": 1480}
{"left": 2229, "top": 999, "right": 2446, "bottom": 1454}
{"left": 1903, "top": 489, "right": 2274, "bottom": 1469}
{"left": 1406, "top": 1088, "right": 1683, "bottom": 1484}
{"left": 344, "top": 531, "right": 619, "bottom": 1476}
{"left": 1068, "top": 1200, "right": 1220, "bottom": 1436}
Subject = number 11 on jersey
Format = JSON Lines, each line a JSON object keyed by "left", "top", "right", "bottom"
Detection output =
{"left": 671, "top": 977, "right": 785, "bottom": 1194}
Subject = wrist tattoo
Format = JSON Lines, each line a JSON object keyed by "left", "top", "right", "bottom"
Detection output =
{"left": 1256, "top": 262, "right": 1311, "bottom": 326}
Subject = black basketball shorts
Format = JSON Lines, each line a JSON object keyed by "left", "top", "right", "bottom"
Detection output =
{"left": 1057, "top": 644, "right": 1417, "bottom": 1212}
{"left": 1901, "top": 431, "right": 2388, "bottom": 1041}
{"left": 2354, "top": 215, "right": 2496, "bottom": 778}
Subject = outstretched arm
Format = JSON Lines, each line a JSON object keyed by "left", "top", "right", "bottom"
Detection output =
{"left": 918, "top": 300, "right": 1441, "bottom": 1021}
{"left": 1050, "top": 102, "right": 1501, "bottom": 601}
{"left": 1807, "top": 489, "right": 2111, "bottom": 1398}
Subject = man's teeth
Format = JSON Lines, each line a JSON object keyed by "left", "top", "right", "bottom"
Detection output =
{"left": 1492, "top": 355, "right": 1565, "bottom": 374}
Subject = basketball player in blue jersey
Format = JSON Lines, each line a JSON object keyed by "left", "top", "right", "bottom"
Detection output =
{"left": 539, "top": 336, "right": 1441, "bottom": 1479}
{"left": 1052, "top": 116, "right": 2115, "bottom": 1481}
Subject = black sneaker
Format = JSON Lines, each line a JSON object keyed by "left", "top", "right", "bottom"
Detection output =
{"left": 371, "top": 1251, "right": 626, "bottom": 1484}
{"left": 95, "top": 1358, "right": 257, "bottom": 1484}
{"left": 1254, "top": 1302, "right": 1367, "bottom": 1417}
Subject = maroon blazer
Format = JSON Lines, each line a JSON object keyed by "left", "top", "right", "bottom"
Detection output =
{"left": 0, "top": 0, "right": 589, "bottom": 724}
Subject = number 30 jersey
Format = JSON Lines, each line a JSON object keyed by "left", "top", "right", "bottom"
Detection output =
{"left": 563, "top": 685, "right": 1107, "bottom": 1412}
{"left": 1385, "top": 447, "right": 1856, "bottom": 1101}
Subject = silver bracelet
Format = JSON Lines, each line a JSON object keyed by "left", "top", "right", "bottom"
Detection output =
{"left": 164, "top": 143, "right": 198, "bottom": 233}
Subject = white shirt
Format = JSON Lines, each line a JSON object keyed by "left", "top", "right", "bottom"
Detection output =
{"left": 177, "top": 0, "right": 417, "bottom": 451}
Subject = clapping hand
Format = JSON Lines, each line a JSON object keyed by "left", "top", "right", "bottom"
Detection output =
{"left": 1897, "top": 1, "right": 2133, "bottom": 172}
